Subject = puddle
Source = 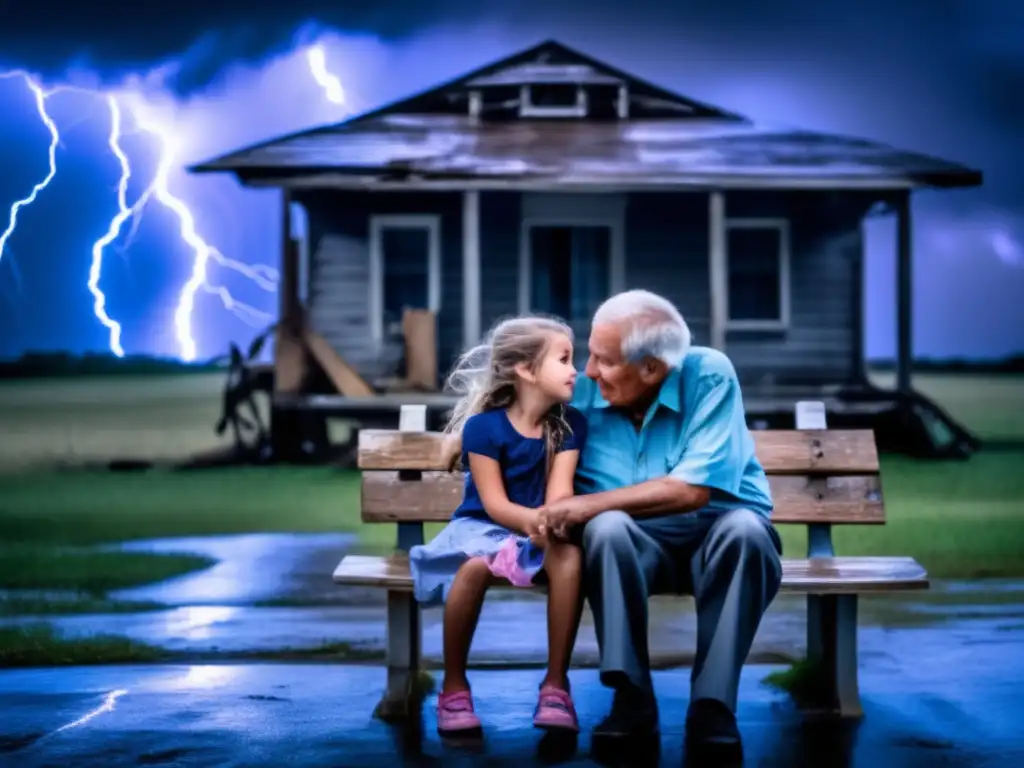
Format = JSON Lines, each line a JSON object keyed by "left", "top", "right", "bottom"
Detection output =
{"left": 109, "top": 534, "right": 358, "bottom": 606}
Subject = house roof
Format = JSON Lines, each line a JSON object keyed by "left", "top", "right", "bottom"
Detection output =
{"left": 190, "top": 40, "right": 982, "bottom": 190}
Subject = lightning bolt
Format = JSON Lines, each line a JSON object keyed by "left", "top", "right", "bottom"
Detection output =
{"left": 1, "top": 44, "right": 348, "bottom": 360}
{"left": 122, "top": 94, "right": 276, "bottom": 361}
{"left": 0, "top": 72, "right": 59, "bottom": 266}
{"left": 307, "top": 45, "right": 346, "bottom": 105}
{"left": 0, "top": 72, "right": 277, "bottom": 361}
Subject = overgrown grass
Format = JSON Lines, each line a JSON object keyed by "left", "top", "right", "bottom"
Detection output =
{"left": 761, "top": 658, "right": 823, "bottom": 707}
{"left": 0, "top": 624, "right": 385, "bottom": 667}
{"left": 0, "top": 547, "right": 215, "bottom": 594}
{"left": 0, "top": 624, "right": 169, "bottom": 667}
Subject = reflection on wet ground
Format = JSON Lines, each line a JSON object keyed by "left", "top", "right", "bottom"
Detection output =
{"left": 111, "top": 533, "right": 358, "bottom": 606}
{"left": 1, "top": 660, "right": 1022, "bottom": 766}
{"left": 2, "top": 534, "right": 1024, "bottom": 764}
{"left": 2, "top": 534, "right": 1023, "bottom": 668}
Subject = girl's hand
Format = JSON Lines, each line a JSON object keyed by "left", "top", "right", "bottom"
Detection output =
{"left": 526, "top": 514, "right": 548, "bottom": 548}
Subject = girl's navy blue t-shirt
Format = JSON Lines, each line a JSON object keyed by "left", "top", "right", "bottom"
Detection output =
{"left": 453, "top": 406, "right": 589, "bottom": 522}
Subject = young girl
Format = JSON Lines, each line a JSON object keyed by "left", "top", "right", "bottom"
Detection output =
{"left": 409, "top": 316, "right": 588, "bottom": 737}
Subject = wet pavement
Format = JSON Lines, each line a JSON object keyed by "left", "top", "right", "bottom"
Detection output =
{"left": 111, "top": 534, "right": 359, "bottom": 606}
{"left": 3, "top": 534, "right": 1024, "bottom": 668}
{"left": 3, "top": 533, "right": 1024, "bottom": 764}
{"left": 2, "top": 658, "right": 1022, "bottom": 767}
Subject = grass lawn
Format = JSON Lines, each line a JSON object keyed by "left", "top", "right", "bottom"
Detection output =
{"left": 0, "top": 373, "right": 254, "bottom": 472}
{"left": 0, "top": 624, "right": 382, "bottom": 667}
{"left": 0, "top": 370, "right": 1021, "bottom": 610}
{"left": 0, "top": 450, "right": 1021, "bottom": 582}
{"left": 0, "top": 466, "right": 364, "bottom": 605}
{"left": 777, "top": 451, "right": 1024, "bottom": 577}
{"left": 868, "top": 371, "right": 1024, "bottom": 443}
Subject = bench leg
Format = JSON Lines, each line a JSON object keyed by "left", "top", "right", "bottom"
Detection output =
{"left": 374, "top": 589, "right": 423, "bottom": 722}
{"left": 806, "top": 594, "right": 862, "bottom": 718}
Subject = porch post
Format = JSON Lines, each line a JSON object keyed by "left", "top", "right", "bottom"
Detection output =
{"left": 463, "top": 190, "right": 481, "bottom": 347}
{"left": 708, "top": 191, "right": 727, "bottom": 351}
{"left": 275, "top": 190, "right": 305, "bottom": 394}
{"left": 271, "top": 189, "right": 308, "bottom": 460}
{"left": 894, "top": 191, "right": 912, "bottom": 394}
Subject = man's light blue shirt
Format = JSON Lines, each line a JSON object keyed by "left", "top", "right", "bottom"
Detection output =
{"left": 570, "top": 346, "right": 773, "bottom": 518}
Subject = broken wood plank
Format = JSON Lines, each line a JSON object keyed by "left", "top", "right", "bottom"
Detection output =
{"left": 303, "top": 329, "right": 375, "bottom": 397}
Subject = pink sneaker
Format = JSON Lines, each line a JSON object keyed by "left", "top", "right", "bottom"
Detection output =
{"left": 533, "top": 685, "right": 579, "bottom": 732}
{"left": 436, "top": 690, "right": 482, "bottom": 735}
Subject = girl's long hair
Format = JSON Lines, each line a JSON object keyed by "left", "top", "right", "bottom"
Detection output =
{"left": 444, "top": 315, "right": 574, "bottom": 471}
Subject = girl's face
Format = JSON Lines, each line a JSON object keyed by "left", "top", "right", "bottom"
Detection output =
{"left": 532, "top": 333, "right": 578, "bottom": 403}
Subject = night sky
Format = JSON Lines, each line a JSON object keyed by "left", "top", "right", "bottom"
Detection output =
{"left": 0, "top": 0, "right": 1021, "bottom": 363}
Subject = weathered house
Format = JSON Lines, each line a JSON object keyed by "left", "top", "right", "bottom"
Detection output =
{"left": 192, "top": 40, "right": 983, "bottom": 455}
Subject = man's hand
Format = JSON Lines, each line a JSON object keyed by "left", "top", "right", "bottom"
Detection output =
{"left": 540, "top": 496, "right": 595, "bottom": 541}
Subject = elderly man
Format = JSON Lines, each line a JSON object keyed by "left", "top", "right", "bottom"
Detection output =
{"left": 541, "top": 289, "right": 783, "bottom": 760}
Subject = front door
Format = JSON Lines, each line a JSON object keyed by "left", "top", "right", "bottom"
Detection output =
{"left": 369, "top": 215, "right": 441, "bottom": 348}
{"left": 527, "top": 224, "right": 612, "bottom": 368}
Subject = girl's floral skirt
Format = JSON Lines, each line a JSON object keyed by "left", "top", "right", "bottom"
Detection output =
{"left": 408, "top": 516, "right": 545, "bottom": 606}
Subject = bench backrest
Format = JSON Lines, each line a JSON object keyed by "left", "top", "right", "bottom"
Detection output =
{"left": 356, "top": 425, "right": 884, "bottom": 528}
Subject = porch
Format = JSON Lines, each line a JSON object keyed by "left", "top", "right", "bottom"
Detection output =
{"left": 273, "top": 186, "right": 917, "bottom": 395}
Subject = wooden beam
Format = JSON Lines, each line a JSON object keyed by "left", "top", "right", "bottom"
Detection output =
{"left": 895, "top": 191, "right": 913, "bottom": 394}
{"left": 708, "top": 191, "right": 727, "bottom": 351}
{"left": 303, "top": 328, "right": 375, "bottom": 397}
{"left": 462, "top": 190, "right": 481, "bottom": 347}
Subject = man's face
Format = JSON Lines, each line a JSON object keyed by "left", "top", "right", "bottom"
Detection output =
{"left": 585, "top": 322, "right": 667, "bottom": 409}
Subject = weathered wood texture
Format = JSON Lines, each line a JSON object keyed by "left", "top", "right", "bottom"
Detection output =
{"left": 334, "top": 554, "right": 928, "bottom": 593}
{"left": 357, "top": 428, "right": 880, "bottom": 474}
{"left": 360, "top": 471, "right": 884, "bottom": 524}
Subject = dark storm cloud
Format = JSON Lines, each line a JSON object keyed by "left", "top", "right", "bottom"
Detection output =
{"left": 0, "top": 0, "right": 487, "bottom": 91}
{"left": 3, "top": 0, "right": 1022, "bottom": 121}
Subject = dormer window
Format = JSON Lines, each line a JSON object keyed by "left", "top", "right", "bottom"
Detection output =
{"left": 466, "top": 62, "right": 629, "bottom": 121}
{"left": 520, "top": 84, "right": 587, "bottom": 118}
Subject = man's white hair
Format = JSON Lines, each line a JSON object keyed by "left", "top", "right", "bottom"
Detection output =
{"left": 592, "top": 290, "right": 691, "bottom": 369}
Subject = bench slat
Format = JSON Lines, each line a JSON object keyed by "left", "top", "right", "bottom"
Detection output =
{"left": 358, "top": 428, "right": 880, "bottom": 475}
{"left": 360, "top": 471, "right": 885, "bottom": 525}
{"left": 333, "top": 554, "right": 928, "bottom": 594}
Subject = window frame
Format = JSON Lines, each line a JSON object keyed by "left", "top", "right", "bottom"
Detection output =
{"left": 518, "top": 84, "right": 588, "bottom": 118}
{"left": 368, "top": 214, "right": 442, "bottom": 347}
{"left": 724, "top": 217, "right": 791, "bottom": 332}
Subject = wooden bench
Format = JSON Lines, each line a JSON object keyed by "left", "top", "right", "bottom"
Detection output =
{"left": 334, "top": 401, "right": 928, "bottom": 720}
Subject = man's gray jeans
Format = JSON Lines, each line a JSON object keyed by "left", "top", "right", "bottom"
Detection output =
{"left": 581, "top": 508, "right": 783, "bottom": 712}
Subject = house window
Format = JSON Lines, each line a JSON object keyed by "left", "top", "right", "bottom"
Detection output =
{"left": 725, "top": 219, "right": 790, "bottom": 330}
{"left": 520, "top": 84, "right": 587, "bottom": 117}
{"left": 369, "top": 215, "right": 441, "bottom": 346}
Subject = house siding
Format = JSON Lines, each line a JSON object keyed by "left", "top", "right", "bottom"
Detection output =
{"left": 296, "top": 190, "right": 464, "bottom": 385}
{"left": 478, "top": 192, "right": 521, "bottom": 334}
{"left": 296, "top": 187, "right": 873, "bottom": 391}
{"left": 623, "top": 193, "right": 711, "bottom": 344}
{"left": 723, "top": 191, "right": 874, "bottom": 386}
